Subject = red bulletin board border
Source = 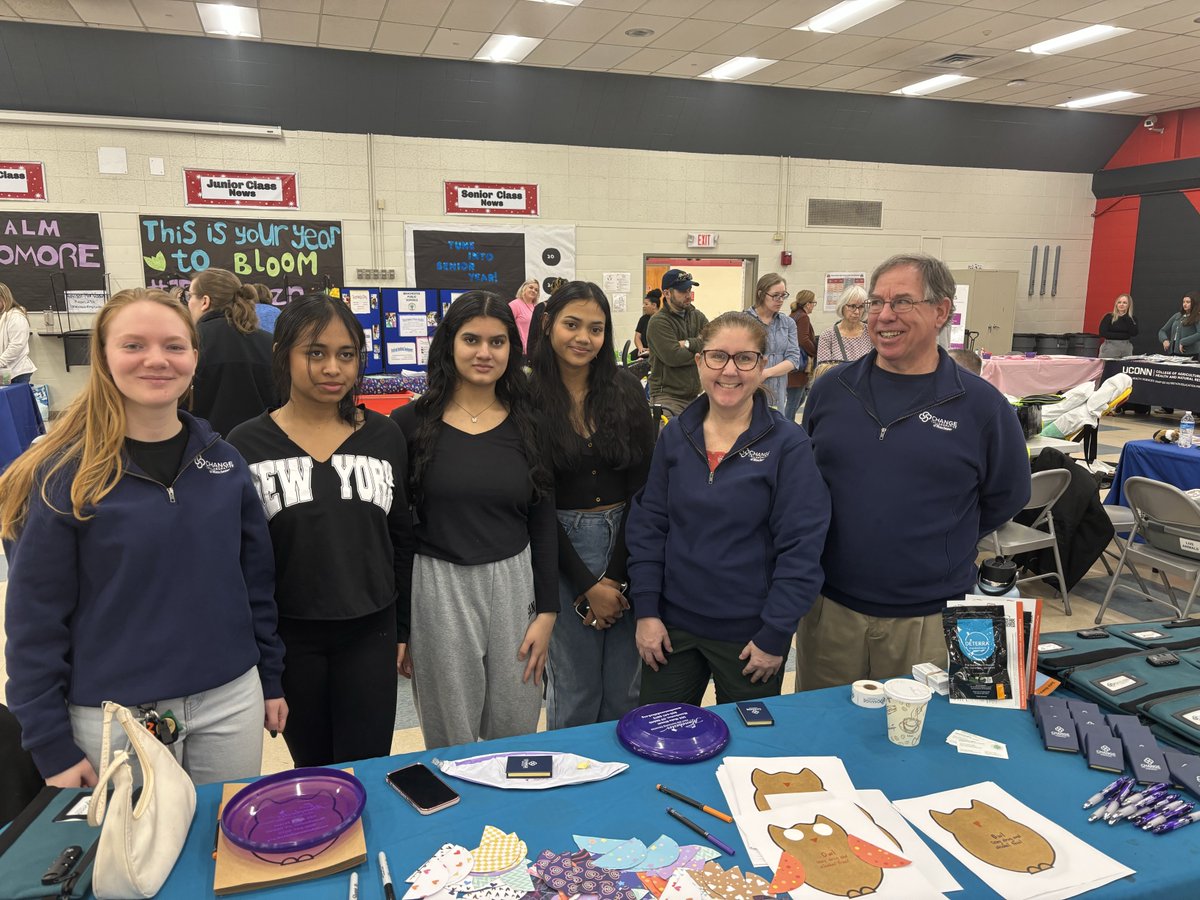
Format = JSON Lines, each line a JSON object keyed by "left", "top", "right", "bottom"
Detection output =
{"left": 0, "top": 162, "right": 46, "bottom": 201}
{"left": 444, "top": 182, "right": 538, "bottom": 216}
{"left": 185, "top": 169, "right": 299, "bottom": 208}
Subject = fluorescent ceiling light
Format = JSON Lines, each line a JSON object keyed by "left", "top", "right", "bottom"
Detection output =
{"left": 701, "top": 57, "right": 777, "bottom": 81}
{"left": 0, "top": 109, "right": 282, "bottom": 138}
{"left": 526, "top": 0, "right": 582, "bottom": 5}
{"left": 893, "top": 74, "right": 976, "bottom": 96}
{"left": 474, "top": 34, "right": 542, "bottom": 63}
{"left": 1057, "top": 91, "right": 1143, "bottom": 109}
{"left": 196, "top": 3, "right": 261, "bottom": 39}
{"left": 1019, "top": 24, "right": 1129, "bottom": 55}
{"left": 795, "top": 0, "right": 904, "bottom": 34}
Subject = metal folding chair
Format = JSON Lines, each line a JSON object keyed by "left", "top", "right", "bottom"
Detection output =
{"left": 978, "top": 468, "right": 1072, "bottom": 613}
{"left": 1095, "top": 476, "right": 1200, "bottom": 624}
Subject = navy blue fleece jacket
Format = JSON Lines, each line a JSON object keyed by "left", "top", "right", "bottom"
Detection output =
{"left": 3, "top": 411, "right": 283, "bottom": 777}
{"left": 626, "top": 392, "right": 830, "bottom": 656}
{"left": 803, "top": 348, "right": 1030, "bottom": 617}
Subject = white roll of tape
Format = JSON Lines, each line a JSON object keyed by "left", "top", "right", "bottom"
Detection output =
{"left": 851, "top": 679, "right": 886, "bottom": 708}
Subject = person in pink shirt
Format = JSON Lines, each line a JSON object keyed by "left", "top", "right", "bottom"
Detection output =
{"left": 510, "top": 279, "right": 540, "bottom": 356}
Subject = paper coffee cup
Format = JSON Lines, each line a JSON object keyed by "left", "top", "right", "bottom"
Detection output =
{"left": 883, "top": 678, "right": 932, "bottom": 747}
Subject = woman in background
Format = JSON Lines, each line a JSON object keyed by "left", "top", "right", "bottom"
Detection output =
{"left": 510, "top": 279, "right": 540, "bottom": 356}
{"left": 0, "top": 282, "right": 36, "bottom": 384}
{"left": 784, "top": 290, "right": 817, "bottom": 421}
{"left": 229, "top": 294, "right": 412, "bottom": 767}
{"left": 0, "top": 288, "right": 284, "bottom": 787}
{"left": 746, "top": 273, "right": 802, "bottom": 410}
{"left": 187, "top": 267, "right": 276, "bottom": 435}
{"left": 1098, "top": 293, "right": 1137, "bottom": 359}
{"left": 392, "top": 292, "right": 557, "bottom": 748}
{"left": 815, "top": 285, "right": 872, "bottom": 365}
{"left": 626, "top": 312, "right": 829, "bottom": 705}
{"left": 252, "top": 283, "right": 282, "bottom": 333}
{"left": 1159, "top": 292, "right": 1200, "bottom": 357}
{"left": 530, "top": 281, "right": 654, "bottom": 729}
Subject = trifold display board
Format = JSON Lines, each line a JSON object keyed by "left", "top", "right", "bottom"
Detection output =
{"left": 342, "top": 286, "right": 384, "bottom": 375}
{"left": 341, "top": 287, "right": 467, "bottom": 374}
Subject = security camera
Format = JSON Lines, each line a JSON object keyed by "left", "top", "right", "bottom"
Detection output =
{"left": 1144, "top": 115, "right": 1163, "bottom": 133}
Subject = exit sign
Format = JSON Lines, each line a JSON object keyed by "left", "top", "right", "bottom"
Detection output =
{"left": 687, "top": 232, "right": 719, "bottom": 248}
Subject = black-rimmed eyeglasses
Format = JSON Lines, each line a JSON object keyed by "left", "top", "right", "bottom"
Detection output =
{"left": 766, "top": 290, "right": 790, "bottom": 301}
{"left": 701, "top": 350, "right": 763, "bottom": 370}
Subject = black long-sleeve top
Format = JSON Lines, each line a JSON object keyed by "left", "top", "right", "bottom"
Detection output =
{"left": 1099, "top": 313, "right": 1138, "bottom": 341}
{"left": 228, "top": 409, "right": 414, "bottom": 634}
{"left": 391, "top": 405, "right": 558, "bottom": 627}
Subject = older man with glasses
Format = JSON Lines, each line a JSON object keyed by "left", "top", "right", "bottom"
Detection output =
{"left": 795, "top": 253, "right": 1030, "bottom": 691}
{"left": 647, "top": 269, "right": 710, "bottom": 418}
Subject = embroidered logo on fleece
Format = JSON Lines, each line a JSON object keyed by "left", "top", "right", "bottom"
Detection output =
{"left": 918, "top": 410, "right": 958, "bottom": 432}
{"left": 739, "top": 448, "right": 771, "bottom": 463}
{"left": 194, "top": 456, "right": 235, "bottom": 474}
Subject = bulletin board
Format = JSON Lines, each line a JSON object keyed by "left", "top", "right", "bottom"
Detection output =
{"left": 404, "top": 223, "right": 575, "bottom": 301}
{"left": 0, "top": 211, "right": 106, "bottom": 310}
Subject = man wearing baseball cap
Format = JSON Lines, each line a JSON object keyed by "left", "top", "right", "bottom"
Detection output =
{"left": 647, "top": 269, "right": 710, "bottom": 417}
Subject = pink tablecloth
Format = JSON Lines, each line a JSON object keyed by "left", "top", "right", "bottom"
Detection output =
{"left": 980, "top": 355, "right": 1104, "bottom": 396}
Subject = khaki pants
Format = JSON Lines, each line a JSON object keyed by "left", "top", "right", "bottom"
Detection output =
{"left": 795, "top": 595, "right": 947, "bottom": 691}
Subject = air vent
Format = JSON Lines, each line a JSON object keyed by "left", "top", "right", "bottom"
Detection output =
{"left": 807, "top": 199, "right": 882, "bottom": 229}
{"left": 925, "top": 53, "right": 992, "bottom": 69}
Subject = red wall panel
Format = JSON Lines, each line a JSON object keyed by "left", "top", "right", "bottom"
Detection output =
{"left": 1104, "top": 109, "right": 1200, "bottom": 169}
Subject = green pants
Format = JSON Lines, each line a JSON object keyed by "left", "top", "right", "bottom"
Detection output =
{"left": 639, "top": 627, "right": 790, "bottom": 706}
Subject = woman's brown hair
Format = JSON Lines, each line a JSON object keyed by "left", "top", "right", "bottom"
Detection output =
{"left": 190, "top": 267, "right": 259, "bottom": 334}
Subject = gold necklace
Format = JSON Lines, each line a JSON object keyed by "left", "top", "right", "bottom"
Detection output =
{"left": 453, "top": 398, "right": 498, "bottom": 424}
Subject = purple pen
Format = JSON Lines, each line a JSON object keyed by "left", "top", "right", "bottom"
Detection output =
{"left": 1083, "top": 776, "right": 1132, "bottom": 810}
{"left": 1108, "top": 783, "right": 1171, "bottom": 823}
{"left": 1152, "top": 810, "right": 1200, "bottom": 834}
{"left": 1128, "top": 793, "right": 1180, "bottom": 827}
{"left": 1141, "top": 801, "right": 1192, "bottom": 830}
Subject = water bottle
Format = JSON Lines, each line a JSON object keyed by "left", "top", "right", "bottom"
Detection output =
{"left": 1180, "top": 411, "right": 1195, "bottom": 449}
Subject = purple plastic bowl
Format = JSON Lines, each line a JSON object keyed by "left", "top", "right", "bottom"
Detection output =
{"left": 220, "top": 767, "right": 366, "bottom": 854}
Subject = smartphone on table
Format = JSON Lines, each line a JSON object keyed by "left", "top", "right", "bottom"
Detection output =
{"left": 385, "top": 763, "right": 460, "bottom": 814}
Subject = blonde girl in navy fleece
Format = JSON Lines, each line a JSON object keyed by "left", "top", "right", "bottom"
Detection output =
{"left": 0, "top": 288, "right": 284, "bottom": 788}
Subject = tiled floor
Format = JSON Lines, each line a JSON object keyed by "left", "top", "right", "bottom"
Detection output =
{"left": 0, "top": 408, "right": 1191, "bottom": 776}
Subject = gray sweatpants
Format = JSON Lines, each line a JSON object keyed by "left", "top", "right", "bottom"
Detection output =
{"left": 410, "top": 546, "right": 543, "bottom": 749}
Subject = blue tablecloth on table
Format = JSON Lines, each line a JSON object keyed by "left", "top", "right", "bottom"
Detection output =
{"left": 159, "top": 688, "right": 1195, "bottom": 898}
{"left": 0, "top": 383, "right": 44, "bottom": 472}
{"left": 1105, "top": 438, "right": 1200, "bottom": 506}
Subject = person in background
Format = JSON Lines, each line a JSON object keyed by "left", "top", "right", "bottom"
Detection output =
{"left": 1159, "top": 292, "right": 1200, "bottom": 356}
{"left": 530, "top": 281, "right": 654, "bottom": 729}
{"left": 1098, "top": 294, "right": 1137, "bottom": 359}
{"left": 252, "top": 283, "right": 282, "bottom": 333}
{"left": 392, "top": 292, "right": 557, "bottom": 749}
{"left": 633, "top": 290, "right": 661, "bottom": 360}
{"left": 510, "top": 279, "right": 540, "bottom": 356}
{"left": 229, "top": 295, "right": 412, "bottom": 768}
{"left": 627, "top": 312, "right": 830, "bottom": 705}
{"left": 816, "top": 285, "right": 872, "bottom": 365}
{"left": 0, "top": 282, "right": 36, "bottom": 384}
{"left": 784, "top": 290, "right": 817, "bottom": 421}
{"left": 0, "top": 288, "right": 285, "bottom": 787}
{"left": 948, "top": 348, "right": 982, "bottom": 375}
{"left": 798, "top": 253, "right": 1029, "bottom": 691}
{"left": 746, "top": 273, "right": 803, "bottom": 410}
{"left": 647, "top": 269, "right": 710, "bottom": 418}
{"left": 187, "top": 267, "right": 276, "bottom": 436}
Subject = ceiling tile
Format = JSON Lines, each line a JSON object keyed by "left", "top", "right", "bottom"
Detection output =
{"left": 694, "top": 0, "right": 775, "bottom": 24}
{"left": 743, "top": 0, "right": 834, "bottom": 29}
{"left": 1102, "top": 33, "right": 1200, "bottom": 64}
{"left": 656, "top": 49, "right": 727, "bottom": 75}
{"left": 794, "top": 32, "right": 897, "bottom": 65}
{"left": 1133, "top": 71, "right": 1200, "bottom": 94}
{"left": 976, "top": 19, "right": 1093, "bottom": 51}
{"left": 68, "top": 0, "right": 139, "bottom": 26}
{"left": 745, "top": 27, "right": 824, "bottom": 59}
{"left": 578, "top": 0, "right": 643, "bottom": 12}
{"left": 1115, "top": 0, "right": 1200, "bottom": 27}
{"left": 638, "top": 0, "right": 709, "bottom": 16}
{"left": 522, "top": 37, "right": 590, "bottom": 65}
{"left": 319, "top": 14, "right": 379, "bottom": 48}
{"left": 548, "top": 6, "right": 629, "bottom": 41}
{"left": 651, "top": 17, "right": 730, "bottom": 50}
{"left": 1040, "top": 57, "right": 1126, "bottom": 84}
{"left": 936, "top": 11, "right": 1046, "bottom": 48}
{"left": 130, "top": 0, "right": 200, "bottom": 31}
{"left": 569, "top": 42, "right": 639, "bottom": 69}
{"left": 1108, "top": 66, "right": 1194, "bottom": 90}
{"left": 1013, "top": 0, "right": 1093, "bottom": 16}
{"left": 260, "top": 8, "right": 319, "bottom": 43}
{"left": 841, "top": 0, "right": 945, "bottom": 39}
{"left": 608, "top": 45, "right": 684, "bottom": 72}
{"left": 817, "top": 65, "right": 906, "bottom": 90}
{"left": 695, "top": 22, "right": 779, "bottom": 55}
{"left": 601, "top": 13, "right": 685, "bottom": 46}
{"left": 495, "top": 1, "right": 573, "bottom": 38}
{"left": 780, "top": 62, "right": 858, "bottom": 87}
{"left": 373, "top": 21, "right": 433, "bottom": 53}
{"left": 1134, "top": 14, "right": 1200, "bottom": 36}
{"left": 1090, "top": 28, "right": 1183, "bottom": 59}
{"left": 439, "top": 0, "right": 509, "bottom": 33}
{"left": 260, "top": 0, "right": 321, "bottom": 11}
{"left": 8, "top": 0, "right": 78, "bottom": 20}
{"left": 382, "top": 0, "right": 449, "bottom": 26}
{"left": 848, "top": 37, "right": 925, "bottom": 68}
{"left": 424, "top": 26, "right": 490, "bottom": 57}
{"left": 334, "top": 1, "right": 388, "bottom": 19}
{"left": 1057, "top": 0, "right": 1159, "bottom": 24}
{"left": 888, "top": 5, "right": 995, "bottom": 42}
{"left": 744, "top": 58, "right": 817, "bottom": 83}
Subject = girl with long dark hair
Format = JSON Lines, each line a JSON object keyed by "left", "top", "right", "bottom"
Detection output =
{"left": 529, "top": 282, "right": 655, "bottom": 729}
{"left": 391, "top": 291, "right": 556, "bottom": 748}
{"left": 1159, "top": 292, "right": 1200, "bottom": 356}
{"left": 229, "top": 294, "right": 413, "bottom": 767}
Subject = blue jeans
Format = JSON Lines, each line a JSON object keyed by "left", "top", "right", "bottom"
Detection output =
{"left": 545, "top": 506, "right": 641, "bottom": 730}
{"left": 784, "top": 385, "right": 807, "bottom": 421}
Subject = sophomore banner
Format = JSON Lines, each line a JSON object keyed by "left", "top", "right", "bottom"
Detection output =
{"left": 0, "top": 211, "right": 106, "bottom": 310}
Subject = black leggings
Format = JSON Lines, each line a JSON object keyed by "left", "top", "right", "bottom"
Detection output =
{"left": 277, "top": 604, "right": 398, "bottom": 768}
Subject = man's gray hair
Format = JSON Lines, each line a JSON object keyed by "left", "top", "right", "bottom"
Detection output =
{"left": 869, "top": 253, "right": 957, "bottom": 331}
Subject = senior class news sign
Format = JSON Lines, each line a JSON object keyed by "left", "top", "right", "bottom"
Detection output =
{"left": 445, "top": 182, "right": 538, "bottom": 217}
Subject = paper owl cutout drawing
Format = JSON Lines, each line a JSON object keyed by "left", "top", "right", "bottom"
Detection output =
{"left": 930, "top": 799, "right": 1056, "bottom": 874}
{"left": 752, "top": 768, "right": 826, "bottom": 811}
{"left": 768, "top": 815, "right": 910, "bottom": 898}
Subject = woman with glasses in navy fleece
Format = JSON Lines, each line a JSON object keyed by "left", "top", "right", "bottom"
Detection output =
{"left": 625, "top": 312, "right": 830, "bottom": 704}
